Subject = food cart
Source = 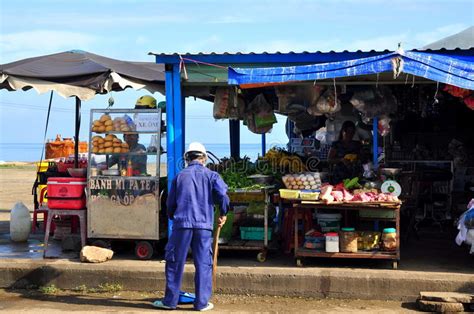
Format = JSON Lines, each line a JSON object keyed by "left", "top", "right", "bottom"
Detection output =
{"left": 86, "top": 108, "right": 164, "bottom": 259}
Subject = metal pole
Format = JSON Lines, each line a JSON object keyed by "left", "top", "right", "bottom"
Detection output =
{"left": 261, "top": 133, "right": 266, "bottom": 157}
{"left": 172, "top": 63, "right": 184, "bottom": 176}
{"left": 373, "top": 117, "right": 378, "bottom": 168}
{"left": 165, "top": 64, "right": 175, "bottom": 238}
{"left": 229, "top": 120, "right": 240, "bottom": 159}
{"left": 74, "top": 96, "right": 81, "bottom": 168}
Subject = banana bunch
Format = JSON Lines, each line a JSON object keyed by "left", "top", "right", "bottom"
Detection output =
{"left": 263, "top": 148, "right": 306, "bottom": 173}
{"left": 262, "top": 148, "right": 285, "bottom": 163}
{"left": 343, "top": 154, "right": 358, "bottom": 163}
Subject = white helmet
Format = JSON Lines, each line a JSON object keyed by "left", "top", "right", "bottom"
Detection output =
{"left": 186, "top": 142, "right": 207, "bottom": 156}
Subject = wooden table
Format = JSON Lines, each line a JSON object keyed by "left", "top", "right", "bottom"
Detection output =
{"left": 290, "top": 200, "right": 401, "bottom": 269}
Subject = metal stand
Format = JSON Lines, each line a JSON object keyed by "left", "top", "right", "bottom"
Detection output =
{"left": 220, "top": 187, "right": 275, "bottom": 262}
{"left": 43, "top": 208, "right": 87, "bottom": 257}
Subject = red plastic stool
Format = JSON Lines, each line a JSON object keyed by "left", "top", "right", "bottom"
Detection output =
{"left": 282, "top": 207, "right": 313, "bottom": 253}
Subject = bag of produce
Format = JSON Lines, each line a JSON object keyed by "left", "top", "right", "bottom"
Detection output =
{"left": 349, "top": 86, "right": 397, "bottom": 118}
{"left": 307, "top": 85, "right": 325, "bottom": 116}
{"left": 213, "top": 87, "right": 229, "bottom": 119}
{"left": 245, "top": 94, "right": 275, "bottom": 134}
{"left": 275, "top": 85, "right": 298, "bottom": 113}
{"left": 254, "top": 112, "right": 277, "bottom": 128}
{"left": 316, "top": 87, "right": 341, "bottom": 114}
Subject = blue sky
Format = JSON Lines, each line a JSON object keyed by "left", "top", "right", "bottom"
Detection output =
{"left": 0, "top": 0, "right": 473, "bottom": 152}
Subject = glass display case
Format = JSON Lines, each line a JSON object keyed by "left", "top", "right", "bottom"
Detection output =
{"left": 86, "top": 109, "right": 163, "bottom": 242}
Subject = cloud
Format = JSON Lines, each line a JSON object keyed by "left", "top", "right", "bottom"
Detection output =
{"left": 135, "top": 36, "right": 150, "bottom": 45}
{"left": 343, "top": 24, "right": 469, "bottom": 51}
{"left": 243, "top": 23, "right": 471, "bottom": 54}
{"left": 206, "top": 16, "right": 255, "bottom": 24}
{"left": 179, "top": 35, "right": 223, "bottom": 54}
{"left": 0, "top": 30, "right": 99, "bottom": 63}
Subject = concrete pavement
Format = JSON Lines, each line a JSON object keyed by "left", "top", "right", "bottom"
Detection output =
{"left": 0, "top": 257, "right": 472, "bottom": 302}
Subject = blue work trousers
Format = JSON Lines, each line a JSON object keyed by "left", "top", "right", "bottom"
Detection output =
{"left": 163, "top": 228, "right": 213, "bottom": 310}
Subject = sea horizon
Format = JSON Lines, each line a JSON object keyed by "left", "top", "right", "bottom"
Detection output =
{"left": 0, "top": 142, "right": 280, "bottom": 163}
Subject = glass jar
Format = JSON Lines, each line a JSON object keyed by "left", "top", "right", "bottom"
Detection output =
{"left": 339, "top": 227, "right": 358, "bottom": 253}
{"left": 382, "top": 228, "right": 397, "bottom": 251}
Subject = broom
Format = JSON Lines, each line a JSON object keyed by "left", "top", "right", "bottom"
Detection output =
{"left": 212, "top": 224, "right": 222, "bottom": 292}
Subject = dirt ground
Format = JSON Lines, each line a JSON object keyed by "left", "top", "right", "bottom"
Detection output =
{"left": 0, "top": 289, "right": 418, "bottom": 313}
{"left": 0, "top": 165, "right": 37, "bottom": 224}
{"left": 0, "top": 165, "right": 37, "bottom": 212}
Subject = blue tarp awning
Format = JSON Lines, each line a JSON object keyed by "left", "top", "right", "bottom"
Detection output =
{"left": 228, "top": 50, "right": 474, "bottom": 90}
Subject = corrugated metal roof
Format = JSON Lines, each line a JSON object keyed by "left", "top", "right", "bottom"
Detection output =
{"left": 149, "top": 49, "right": 394, "bottom": 56}
{"left": 149, "top": 48, "right": 474, "bottom": 57}
{"left": 423, "top": 26, "right": 474, "bottom": 50}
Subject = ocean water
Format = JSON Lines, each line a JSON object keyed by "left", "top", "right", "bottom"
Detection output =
{"left": 0, "top": 143, "right": 272, "bottom": 163}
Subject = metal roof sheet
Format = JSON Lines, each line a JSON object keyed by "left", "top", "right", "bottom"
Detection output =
{"left": 150, "top": 48, "right": 474, "bottom": 57}
{"left": 151, "top": 48, "right": 474, "bottom": 66}
{"left": 423, "top": 26, "right": 474, "bottom": 50}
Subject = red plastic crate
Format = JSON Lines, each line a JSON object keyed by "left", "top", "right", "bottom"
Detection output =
{"left": 47, "top": 177, "right": 86, "bottom": 198}
{"left": 47, "top": 197, "right": 86, "bottom": 210}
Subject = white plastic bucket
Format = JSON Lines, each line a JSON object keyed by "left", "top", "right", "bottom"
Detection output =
{"left": 325, "top": 233, "right": 339, "bottom": 253}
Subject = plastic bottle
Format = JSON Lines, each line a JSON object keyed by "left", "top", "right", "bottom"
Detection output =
{"left": 126, "top": 159, "right": 133, "bottom": 176}
{"left": 120, "top": 157, "right": 127, "bottom": 176}
{"left": 10, "top": 202, "right": 31, "bottom": 242}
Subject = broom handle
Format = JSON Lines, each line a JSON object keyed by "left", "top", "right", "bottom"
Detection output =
{"left": 212, "top": 224, "right": 222, "bottom": 291}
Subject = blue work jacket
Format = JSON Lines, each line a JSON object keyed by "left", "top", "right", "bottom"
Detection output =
{"left": 167, "top": 161, "right": 230, "bottom": 230}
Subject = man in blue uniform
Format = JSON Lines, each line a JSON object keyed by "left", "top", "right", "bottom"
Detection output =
{"left": 153, "top": 142, "right": 229, "bottom": 311}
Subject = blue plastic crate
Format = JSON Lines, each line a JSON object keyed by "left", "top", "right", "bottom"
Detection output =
{"left": 240, "top": 227, "right": 272, "bottom": 241}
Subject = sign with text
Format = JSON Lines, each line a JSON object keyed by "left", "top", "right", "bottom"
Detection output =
{"left": 89, "top": 177, "right": 159, "bottom": 206}
{"left": 133, "top": 113, "right": 160, "bottom": 132}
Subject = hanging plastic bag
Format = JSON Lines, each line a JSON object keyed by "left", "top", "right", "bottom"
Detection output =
{"left": 213, "top": 87, "right": 229, "bottom": 119}
{"left": 244, "top": 93, "right": 276, "bottom": 134}
{"left": 247, "top": 93, "right": 273, "bottom": 112}
{"left": 307, "top": 85, "right": 325, "bottom": 116}
{"left": 254, "top": 111, "right": 277, "bottom": 128}
{"left": 378, "top": 116, "right": 391, "bottom": 136}
{"left": 315, "top": 127, "right": 328, "bottom": 145}
{"left": 245, "top": 112, "right": 273, "bottom": 134}
{"left": 350, "top": 86, "right": 396, "bottom": 118}
{"left": 275, "top": 85, "right": 298, "bottom": 113}
{"left": 213, "top": 86, "right": 245, "bottom": 120}
{"left": 316, "top": 87, "right": 341, "bottom": 114}
{"left": 229, "top": 95, "right": 246, "bottom": 120}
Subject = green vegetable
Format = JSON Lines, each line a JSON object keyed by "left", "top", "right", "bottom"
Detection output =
{"left": 344, "top": 177, "right": 360, "bottom": 190}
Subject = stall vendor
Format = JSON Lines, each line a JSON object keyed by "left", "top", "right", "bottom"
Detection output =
{"left": 328, "top": 120, "right": 362, "bottom": 184}
{"left": 153, "top": 142, "right": 229, "bottom": 312}
{"left": 108, "top": 133, "right": 147, "bottom": 175}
